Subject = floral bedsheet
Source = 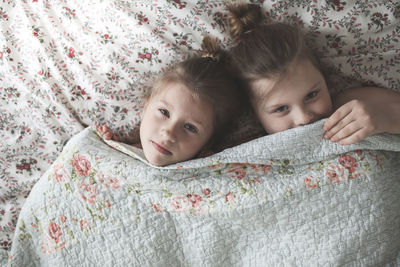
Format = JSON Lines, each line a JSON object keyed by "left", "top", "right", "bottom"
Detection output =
{"left": 1, "top": 0, "right": 400, "bottom": 262}
{"left": 7, "top": 121, "right": 400, "bottom": 266}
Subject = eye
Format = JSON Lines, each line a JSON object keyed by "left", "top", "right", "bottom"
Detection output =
{"left": 272, "top": 106, "right": 289, "bottom": 113}
{"left": 159, "top": 108, "right": 169, "bottom": 118}
{"left": 184, "top": 123, "right": 198, "bottom": 133}
{"left": 305, "top": 90, "right": 319, "bottom": 101}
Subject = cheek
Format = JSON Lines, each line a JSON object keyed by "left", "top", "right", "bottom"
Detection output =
{"left": 139, "top": 120, "right": 147, "bottom": 141}
{"left": 252, "top": 105, "right": 275, "bottom": 133}
{"left": 140, "top": 111, "right": 155, "bottom": 137}
{"left": 253, "top": 108, "right": 272, "bottom": 132}
{"left": 260, "top": 117, "right": 291, "bottom": 134}
{"left": 178, "top": 133, "right": 211, "bottom": 159}
{"left": 257, "top": 113, "right": 276, "bottom": 134}
{"left": 255, "top": 107, "right": 292, "bottom": 134}
{"left": 316, "top": 95, "right": 333, "bottom": 115}
{"left": 185, "top": 134, "right": 208, "bottom": 150}
{"left": 202, "top": 126, "right": 214, "bottom": 145}
{"left": 325, "top": 96, "right": 333, "bottom": 114}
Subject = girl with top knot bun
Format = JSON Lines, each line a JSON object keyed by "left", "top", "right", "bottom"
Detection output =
{"left": 227, "top": 2, "right": 400, "bottom": 146}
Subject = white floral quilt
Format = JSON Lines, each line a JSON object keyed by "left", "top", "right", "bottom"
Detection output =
{"left": 1, "top": 0, "right": 400, "bottom": 265}
{"left": 7, "top": 121, "right": 400, "bottom": 266}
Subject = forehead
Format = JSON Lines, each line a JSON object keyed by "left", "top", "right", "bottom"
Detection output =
{"left": 251, "top": 58, "right": 323, "bottom": 103}
{"left": 251, "top": 76, "right": 278, "bottom": 103}
{"left": 151, "top": 82, "right": 214, "bottom": 121}
{"left": 151, "top": 82, "right": 198, "bottom": 103}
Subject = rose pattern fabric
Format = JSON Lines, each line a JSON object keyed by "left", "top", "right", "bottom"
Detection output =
{"left": 1, "top": 0, "right": 400, "bottom": 256}
{"left": 14, "top": 130, "right": 393, "bottom": 251}
{"left": 6, "top": 126, "right": 400, "bottom": 266}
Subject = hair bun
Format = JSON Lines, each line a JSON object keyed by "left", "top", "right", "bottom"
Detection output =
{"left": 227, "top": 2, "right": 264, "bottom": 43}
{"left": 200, "top": 35, "right": 224, "bottom": 61}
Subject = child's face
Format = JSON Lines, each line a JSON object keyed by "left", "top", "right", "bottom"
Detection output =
{"left": 250, "top": 58, "right": 333, "bottom": 134}
{"left": 140, "top": 82, "right": 214, "bottom": 166}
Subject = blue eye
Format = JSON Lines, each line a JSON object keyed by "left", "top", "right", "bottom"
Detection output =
{"left": 305, "top": 90, "right": 319, "bottom": 101}
{"left": 159, "top": 109, "right": 169, "bottom": 117}
{"left": 184, "top": 123, "right": 198, "bottom": 133}
{"left": 273, "top": 106, "right": 288, "bottom": 113}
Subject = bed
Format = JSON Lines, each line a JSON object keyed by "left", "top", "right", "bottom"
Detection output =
{"left": 1, "top": 0, "right": 400, "bottom": 265}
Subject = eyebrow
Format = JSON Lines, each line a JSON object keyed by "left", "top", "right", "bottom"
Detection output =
{"left": 187, "top": 116, "right": 205, "bottom": 127}
{"left": 309, "top": 81, "right": 322, "bottom": 91}
{"left": 158, "top": 100, "right": 204, "bottom": 127}
{"left": 264, "top": 81, "right": 323, "bottom": 110}
{"left": 158, "top": 100, "right": 172, "bottom": 108}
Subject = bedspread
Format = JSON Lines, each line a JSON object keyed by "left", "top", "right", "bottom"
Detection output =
{"left": 7, "top": 121, "right": 400, "bottom": 266}
{"left": 1, "top": 0, "right": 400, "bottom": 264}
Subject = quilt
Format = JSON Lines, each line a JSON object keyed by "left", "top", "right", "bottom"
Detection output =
{"left": 1, "top": 0, "right": 400, "bottom": 265}
{"left": 7, "top": 121, "right": 400, "bottom": 266}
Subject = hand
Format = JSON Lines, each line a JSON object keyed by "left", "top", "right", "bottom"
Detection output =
{"left": 96, "top": 125, "right": 119, "bottom": 141}
{"left": 326, "top": 86, "right": 400, "bottom": 145}
{"left": 323, "top": 99, "right": 383, "bottom": 145}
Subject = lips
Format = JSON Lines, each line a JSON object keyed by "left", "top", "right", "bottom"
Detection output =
{"left": 151, "top": 141, "right": 172, "bottom": 155}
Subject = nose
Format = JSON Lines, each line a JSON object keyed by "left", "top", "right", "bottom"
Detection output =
{"left": 160, "top": 122, "right": 177, "bottom": 143}
{"left": 293, "top": 107, "right": 313, "bottom": 127}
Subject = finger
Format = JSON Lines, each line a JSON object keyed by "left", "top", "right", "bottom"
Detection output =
{"left": 324, "top": 113, "right": 354, "bottom": 140}
{"left": 112, "top": 135, "right": 119, "bottom": 141}
{"left": 323, "top": 103, "right": 352, "bottom": 131}
{"left": 96, "top": 125, "right": 105, "bottom": 135}
{"left": 337, "top": 128, "right": 369, "bottom": 146}
{"left": 104, "top": 132, "right": 113, "bottom": 140}
{"left": 329, "top": 121, "right": 362, "bottom": 142}
{"left": 101, "top": 125, "right": 109, "bottom": 133}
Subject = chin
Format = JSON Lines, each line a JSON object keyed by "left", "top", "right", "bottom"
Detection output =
{"left": 147, "top": 158, "right": 167, "bottom": 167}
{"left": 143, "top": 152, "right": 166, "bottom": 166}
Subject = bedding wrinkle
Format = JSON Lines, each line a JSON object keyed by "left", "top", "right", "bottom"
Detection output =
{"left": 2, "top": 0, "right": 400, "bottom": 266}
{"left": 7, "top": 125, "right": 400, "bottom": 266}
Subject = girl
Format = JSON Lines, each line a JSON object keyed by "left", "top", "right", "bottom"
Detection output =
{"left": 98, "top": 36, "right": 245, "bottom": 166}
{"left": 227, "top": 3, "right": 400, "bottom": 145}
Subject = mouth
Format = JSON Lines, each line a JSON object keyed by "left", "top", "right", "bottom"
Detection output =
{"left": 151, "top": 141, "right": 172, "bottom": 155}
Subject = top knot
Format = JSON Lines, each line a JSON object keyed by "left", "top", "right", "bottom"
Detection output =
{"left": 227, "top": 3, "right": 264, "bottom": 43}
{"left": 200, "top": 35, "right": 224, "bottom": 61}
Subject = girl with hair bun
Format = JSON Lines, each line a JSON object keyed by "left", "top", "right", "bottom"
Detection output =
{"left": 228, "top": 2, "right": 400, "bottom": 145}
{"left": 98, "top": 35, "right": 245, "bottom": 166}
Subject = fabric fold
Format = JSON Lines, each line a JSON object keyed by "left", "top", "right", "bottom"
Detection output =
{"left": 7, "top": 123, "right": 400, "bottom": 266}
